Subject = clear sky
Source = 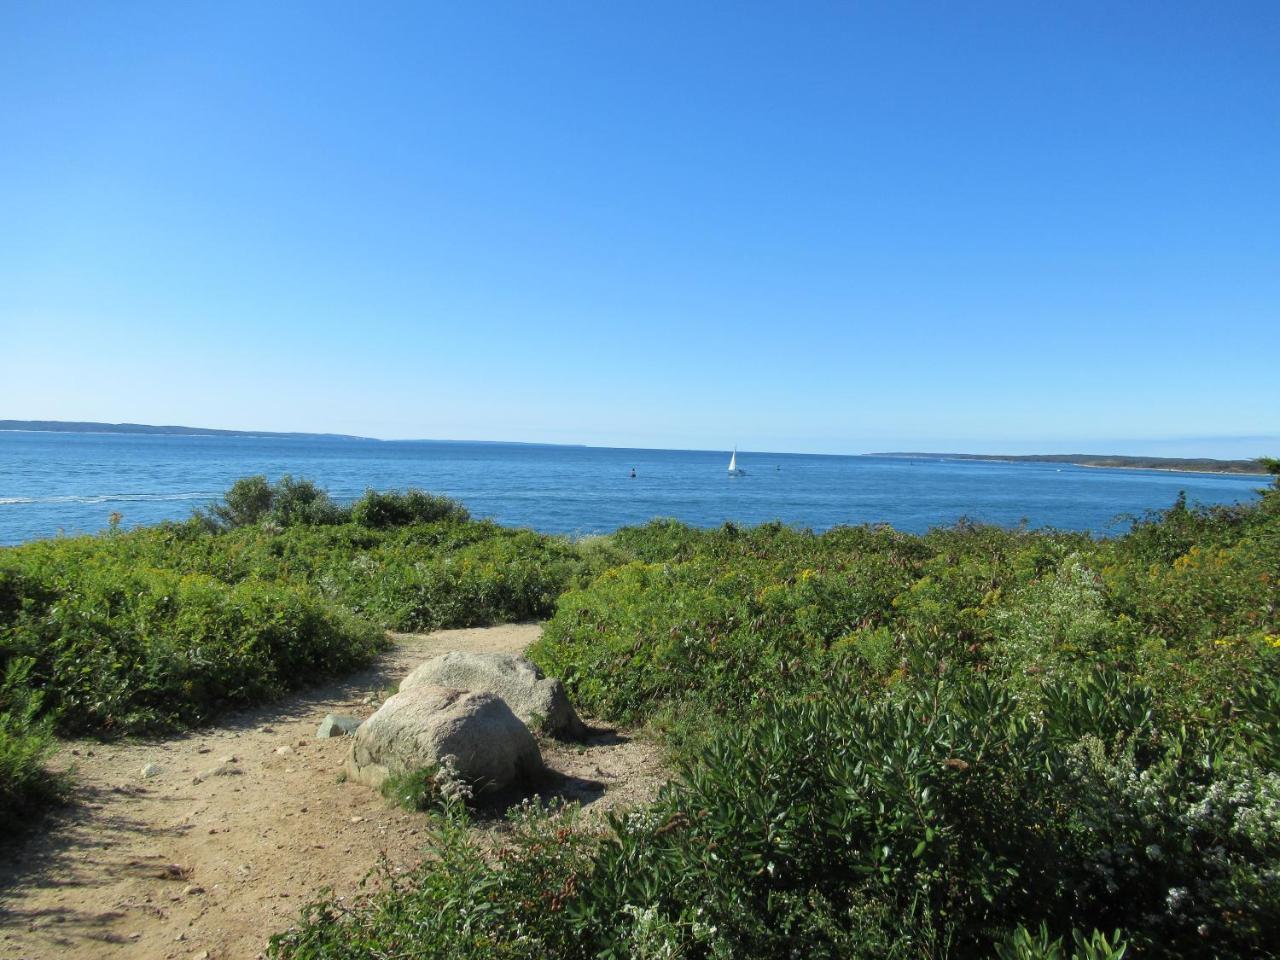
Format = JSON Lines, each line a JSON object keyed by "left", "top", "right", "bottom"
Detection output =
{"left": 2, "top": 2, "right": 1277, "bottom": 456}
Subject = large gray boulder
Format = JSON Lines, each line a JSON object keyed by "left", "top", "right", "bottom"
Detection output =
{"left": 400, "top": 652, "right": 587, "bottom": 739}
{"left": 345, "top": 685, "right": 543, "bottom": 794}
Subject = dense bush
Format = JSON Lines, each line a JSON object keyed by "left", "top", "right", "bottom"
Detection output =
{"left": 531, "top": 487, "right": 1278, "bottom": 749}
{"left": 203, "top": 474, "right": 347, "bottom": 529}
{"left": 0, "top": 658, "right": 64, "bottom": 825}
{"left": 349, "top": 488, "right": 471, "bottom": 528}
{"left": 0, "top": 549, "right": 386, "bottom": 734}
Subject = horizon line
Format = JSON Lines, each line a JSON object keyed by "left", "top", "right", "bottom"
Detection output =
{"left": 1, "top": 418, "right": 1275, "bottom": 464}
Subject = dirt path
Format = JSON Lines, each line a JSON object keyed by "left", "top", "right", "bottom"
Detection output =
{"left": 0, "top": 625, "right": 666, "bottom": 960}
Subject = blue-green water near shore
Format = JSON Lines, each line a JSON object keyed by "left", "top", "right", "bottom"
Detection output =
{"left": 0, "top": 431, "right": 1265, "bottom": 545}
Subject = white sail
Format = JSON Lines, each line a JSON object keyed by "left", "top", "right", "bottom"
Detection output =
{"left": 728, "top": 447, "right": 744, "bottom": 476}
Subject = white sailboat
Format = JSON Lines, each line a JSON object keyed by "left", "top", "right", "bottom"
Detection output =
{"left": 728, "top": 447, "right": 746, "bottom": 477}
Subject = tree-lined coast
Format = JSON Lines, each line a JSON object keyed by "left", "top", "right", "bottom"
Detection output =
{"left": 873, "top": 452, "right": 1270, "bottom": 475}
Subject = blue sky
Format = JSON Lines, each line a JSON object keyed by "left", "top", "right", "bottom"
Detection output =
{"left": 1, "top": 1, "right": 1277, "bottom": 456}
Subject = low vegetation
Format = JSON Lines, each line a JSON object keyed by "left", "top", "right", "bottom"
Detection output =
{"left": 0, "top": 479, "right": 584, "bottom": 822}
{"left": 4, "top": 467, "right": 1278, "bottom": 956}
{"left": 272, "top": 467, "right": 1279, "bottom": 960}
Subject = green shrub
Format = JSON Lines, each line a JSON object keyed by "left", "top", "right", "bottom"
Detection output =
{"left": 994, "top": 924, "right": 1129, "bottom": 960}
{"left": 380, "top": 756, "right": 473, "bottom": 814}
{"left": 350, "top": 489, "right": 470, "bottom": 529}
{"left": 0, "top": 659, "right": 64, "bottom": 825}
{"left": 0, "top": 556, "right": 386, "bottom": 734}
{"left": 206, "top": 474, "right": 275, "bottom": 528}
{"left": 268, "top": 475, "right": 349, "bottom": 527}
{"left": 202, "top": 474, "right": 347, "bottom": 530}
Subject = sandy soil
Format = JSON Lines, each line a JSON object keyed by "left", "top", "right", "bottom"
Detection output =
{"left": 0, "top": 625, "right": 667, "bottom": 960}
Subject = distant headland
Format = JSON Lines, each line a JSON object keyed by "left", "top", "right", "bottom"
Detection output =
{"left": 870, "top": 452, "right": 1268, "bottom": 476}
{"left": 0, "top": 420, "right": 372, "bottom": 441}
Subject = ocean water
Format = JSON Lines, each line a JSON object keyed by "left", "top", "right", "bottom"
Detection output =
{"left": 0, "top": 431, "right": 1266, "bottom": 545}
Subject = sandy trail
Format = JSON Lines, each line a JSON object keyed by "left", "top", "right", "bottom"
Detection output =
{"left": 0, "top": 625, "right": 666, "bottom": 960}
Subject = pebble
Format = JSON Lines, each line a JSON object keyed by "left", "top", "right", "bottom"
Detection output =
{"left": 274, "top": 746, "right": 294, "bottom": 756}
{"left": 140, "top": 763, "right": 162, "bottom": 779}
{"left": 350, "top": 816, "right": 364, "bottom": 824}
{"left": 183, "top": 884, "right": 205, "bottom": 896}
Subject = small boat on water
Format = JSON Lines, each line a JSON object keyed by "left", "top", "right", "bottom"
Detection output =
{"left": 728, "top": 447, "right": 746, "bottom": 477}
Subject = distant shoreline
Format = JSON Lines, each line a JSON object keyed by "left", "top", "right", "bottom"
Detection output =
{"left": 0, "top": 420, "right": 372, "bottom": 441}
{"left": 869, "top": 452, "right": 1268, "bottom": 477}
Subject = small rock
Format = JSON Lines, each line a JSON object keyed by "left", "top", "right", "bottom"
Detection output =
{"left": 361, "top": 695, "right": 375, "bottom": 705}
{"left": 218, "top": 755, "right": 238, "bottom": 764}
{"left": 140, "top": 763, "right": 162, "bottom": 779}
{"left": 259, "top": 725, "right": 275, "bottom": 733}
{"left": 197, "top": 746, "right": 212, "bottom": 754}
{"left": 350, "top": 816, "right": 364, "bottom": 824}
{"left": 183, "top": 884, "right": 205, "bottom": 896}
{"left": 193, "top": 762, "right": 242, "bottom": 784}
{"left": 317, "top": 714, "right": 361, "bottom": 738}
{"left": 274, "top": 746, "right": 294, "bottom": 756}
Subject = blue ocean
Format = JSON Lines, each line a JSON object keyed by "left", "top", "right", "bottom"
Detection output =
{"left": 0, "top": 431, "right": 1265, "bottom": 546}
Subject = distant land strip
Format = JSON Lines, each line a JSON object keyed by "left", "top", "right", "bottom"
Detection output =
{"left": 0, "top": 420, "right": 372, "bottom": 441}
{"left": 870, "top": 452, "right": 1268, "bottom": 475}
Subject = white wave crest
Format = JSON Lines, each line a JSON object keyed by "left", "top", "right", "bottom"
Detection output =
{"left": 0, "top": 492, "right": 215, "bottom": 506}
